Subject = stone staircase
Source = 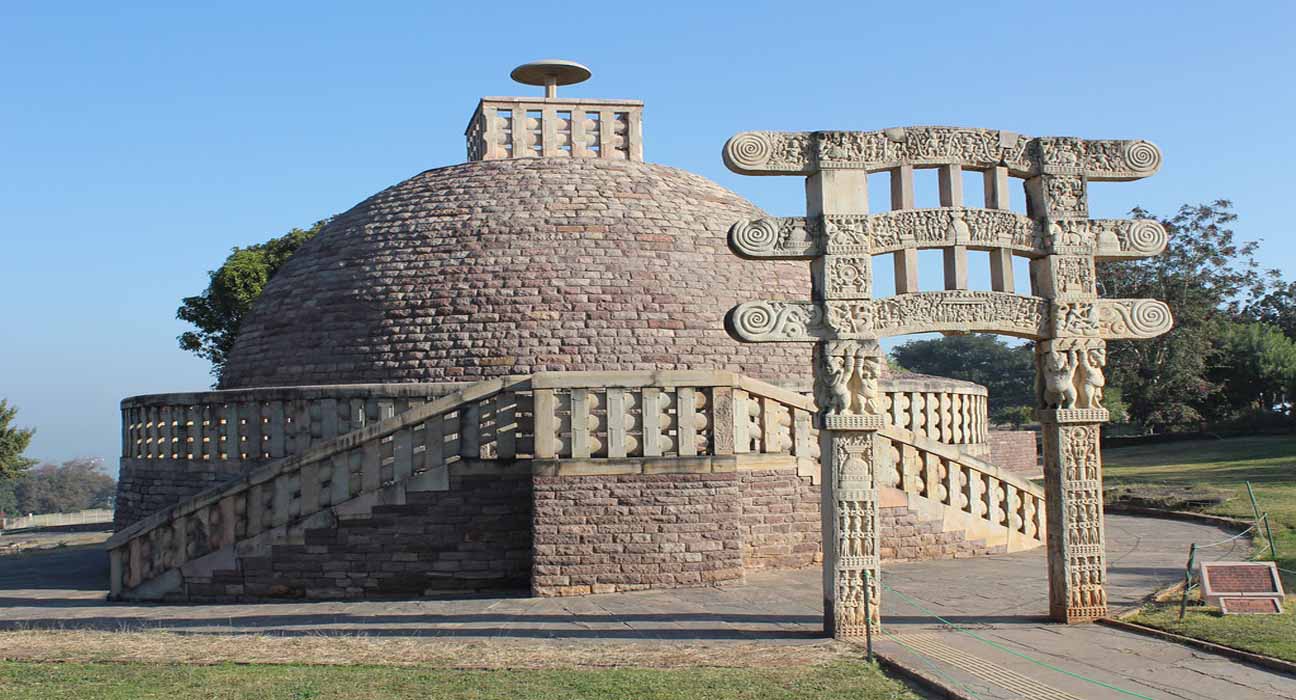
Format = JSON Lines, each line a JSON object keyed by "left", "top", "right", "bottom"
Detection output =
{"left": 107, "top": 371, "right": 1044, "bottom": 601}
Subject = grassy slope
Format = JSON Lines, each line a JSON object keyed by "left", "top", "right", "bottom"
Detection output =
{"left": 1130, "top": 602, "right": 1296, "bottom": 662}
{"left": 0, "top": 660, "right": 920, "bottom": 700}
{"left": 1104, "top": 435, "right": 1296, "bottom": 661}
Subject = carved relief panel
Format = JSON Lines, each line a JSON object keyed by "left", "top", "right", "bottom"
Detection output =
{"left": 1036, "top": 338, "right": 1107, "bottom": 412}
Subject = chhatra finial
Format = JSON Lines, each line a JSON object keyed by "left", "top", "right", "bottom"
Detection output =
{"left": 510, "top": 59, "right": 591, "bottom": 99}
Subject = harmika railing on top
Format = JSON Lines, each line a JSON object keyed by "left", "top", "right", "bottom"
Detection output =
{"left": 106, "top": 371, "right": 1036, "bottom": 598}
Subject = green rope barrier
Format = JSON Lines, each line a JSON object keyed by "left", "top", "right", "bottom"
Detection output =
{"left": 882, "top": 583, "right": 1157, "bottom": 700}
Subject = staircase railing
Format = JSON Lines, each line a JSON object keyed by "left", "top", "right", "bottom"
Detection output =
{"left": 877, "top": 427, "right": 1046, "bottom": 544}
{"left": 107, "top": 371, "right": 1042, "bottom": 598}
{"left": 106, "top": 376, "right": 530, "bottom": 598}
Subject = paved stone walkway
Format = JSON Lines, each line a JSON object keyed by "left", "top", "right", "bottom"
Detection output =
{"left": 1, "top": 515, "right": 1291, "bottom": 698}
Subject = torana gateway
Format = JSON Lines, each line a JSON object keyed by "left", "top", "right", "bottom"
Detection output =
{"left": 107, "top": 63, "right": 1170, "bottom": 638}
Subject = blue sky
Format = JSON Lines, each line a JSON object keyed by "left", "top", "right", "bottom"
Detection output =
{"left": 1, "top": 1, "right": 1293, "bottom": 472}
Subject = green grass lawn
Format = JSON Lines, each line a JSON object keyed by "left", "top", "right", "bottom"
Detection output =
{"left": 1105, "top": 435, "right": 1296, "bottom": 660}
{"left": 1130, "top": 601, "right": 1296, "bottom": 662}
{"left": 0, "top": 660, "right": 921, "bottom": 700}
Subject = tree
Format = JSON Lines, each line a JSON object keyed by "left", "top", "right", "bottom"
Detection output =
{"left": 1245, "top": 279, "right": 1296, "bottom": 340}
{"left": 1209, "top": 323, "right": 1296, "bottom": 417}
{"left": 0, "top": 399, "right": 36, "bottom": 481}
{"left": 0, "top": 480, "right": 17, "bottom": 516}
{"left": 889, "top": 334, "right": 1035, "bottom": 423}
{"left": 10, "top": 458, "right": 116, "bottom": 514}
{"left": 177, "top": 220, "right": 327, "bottom": 379}
{"left": 1098, "top": 201, "right": 1276, "bottom": 431}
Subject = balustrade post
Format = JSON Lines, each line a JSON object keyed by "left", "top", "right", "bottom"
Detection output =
{"left": 711, "top": 387, "right": 735, "bottom": 456}
{"left": 533, "top": 389, "right": 558, "bottom": 459}
{"left": 808, "top": 169, "right": 883, "bottom": 639}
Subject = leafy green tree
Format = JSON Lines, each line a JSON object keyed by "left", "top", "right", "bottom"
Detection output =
{"left": 889, "top": 334, "right": 1035, "bottom": 423}
{"left": 1210, "top": 323, "right": 1296, "bottom": 417}
{"left": 0, "top": 480, "right": 17, "bottom": 516}
{"left": 177, "top": 220, "right": 327, "bottom": 379}
{"left": 996, "top": 405, "right": 1035, "bottom": 429}
{"left": 1100, "top": 386, "right": 1129, "bottom": 424}
{"left": 0, "top": 399, "right": 36, "bottom": 481}
{"left": 1245, "top": 279, "right": 1296, "bottom": 340}
{"left": 1098, "top": 201, "right": 1275, "bottom": 431}
{"left": 11, "top": 458, "right": 116, "bottom": 514}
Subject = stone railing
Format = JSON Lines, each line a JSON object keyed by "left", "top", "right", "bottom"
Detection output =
{"left": 877, "top": 428, "right": 1045, "bottom": 546}
{"left": 529, "top": 372, "right": 817, "bottom": 461}
{"left": 879, "top": 379, "right": 988, "bottom": 456}
{"left": 107, "top": 376, "right": 532, "bottom": 598}
{"left": 122, "top": 378, "right": 985, "bottom": 464}
{"left": 121, "top": 383, "right": 469, "bottom": 462}
{"left": 116, "top": 375, "right": 991, "bottom": 528}
{"left": 108, "top": 371, "right": 1041, "bottom": 599}
{"left": 106, "top": 372, "right": 819, "bottom": 598}
{"left": 116, "top": 383, "right": 465, "bottom": 529}
{"left": 465, "top": 97, "right": 644, "bottom": 162}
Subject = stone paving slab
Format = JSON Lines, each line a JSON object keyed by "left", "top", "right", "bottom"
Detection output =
{"left": 0, "top": 515, "right": 1291, "bottom": 698}
{"left": 876, "top": 515, "right": 1293, "bottom": 699}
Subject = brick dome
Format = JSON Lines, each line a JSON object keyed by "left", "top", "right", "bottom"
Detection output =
{"left": 218, "top": 157, "right": 813, "bottom": 388}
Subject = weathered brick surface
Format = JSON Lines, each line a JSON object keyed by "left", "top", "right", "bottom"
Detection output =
{"left": 163, "top": 466, "right": 1008, "bottom": 602}
{"left": 878, "top": 505, "right": 1004, "bottom": 561}
{"left": 114, "top": 457, "right": 263, "bottom": 531}
{"left": 531, "top": 470, "right": 1004, "bottom": 597}
{"left": 194, "top": 473, "right": 532, "bottom": 602}
{"left": 738, "top": 470, "right": 822, "bottom": 570}
{"left": 218, "top": 158, "right": 812, "bottom": 389}
{"left": 988, "top": 429, "right": 1040, "bottom": 476}
{"left": 736, "top": 471, "right": 1000, "bottom": 569}
{"left": 531, "top": 473, "right": 744, "bottom": 596}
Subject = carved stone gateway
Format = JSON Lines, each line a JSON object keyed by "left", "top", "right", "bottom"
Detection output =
{"left": 722, "top": 126, "right": 1173, "bottom": 636}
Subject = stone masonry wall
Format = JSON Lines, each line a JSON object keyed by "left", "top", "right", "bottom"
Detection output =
{"left": 738, "top": 470, "right": 821, "bottom": 569}
{"left": 736, "top": 472, "right": 1001, "bottom": 569}
{"left": 878, "top": 504, "right": 1004, "bottom": 561}
{"left": 166, "top": 464, "right": 1020, "bottom": 602}
{"left": 114, "top": 457, "right": 258, "bottom": 531}
{"left": 532, "top": 473, "right": 744, "bottom": 596}
{"left": 988, "top": 429, "right": 1040, "bottom": 476}
{"left": 190, "top": 473, "right": 531, "bottom": 601}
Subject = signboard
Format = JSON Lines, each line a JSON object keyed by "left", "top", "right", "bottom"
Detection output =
{"left": 1199, "top": 561, "right": 1285, "bottom": 611}
{"left": 1219, "top": 597, "right": 1282, "bottom": 615}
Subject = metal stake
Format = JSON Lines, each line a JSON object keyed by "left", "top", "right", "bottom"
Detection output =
{"left": 862, "top": 569, "right": 874, "bottom": 662}
{"left": 1262, "top": 513, "right": 1279, "bottom": 560}
{"left": 1247, "top": 481, "right": 1262, "bottom": 524}
{"left": 1178, "top": 543, "right": 1197, "bottom": 621}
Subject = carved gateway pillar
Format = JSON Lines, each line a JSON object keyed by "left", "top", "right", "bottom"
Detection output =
{"left": 817, "top": 344, "right": 885, "bottom": 637}
{"left": 810, "top": 170, "right": 885, "bottom": 637}
{"left": 722, "top": 126, "right": 1172, "bottom": 634}
{"left": 1027, "top": 139, "right": 1168, "bottom": 622}
{"left": 1030, "top": 145, "right": 1106, "bottom": 622}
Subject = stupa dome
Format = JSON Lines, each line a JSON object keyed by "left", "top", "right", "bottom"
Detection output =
{"left": 218, "top": 156, "right": 812, "bottom": 388}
